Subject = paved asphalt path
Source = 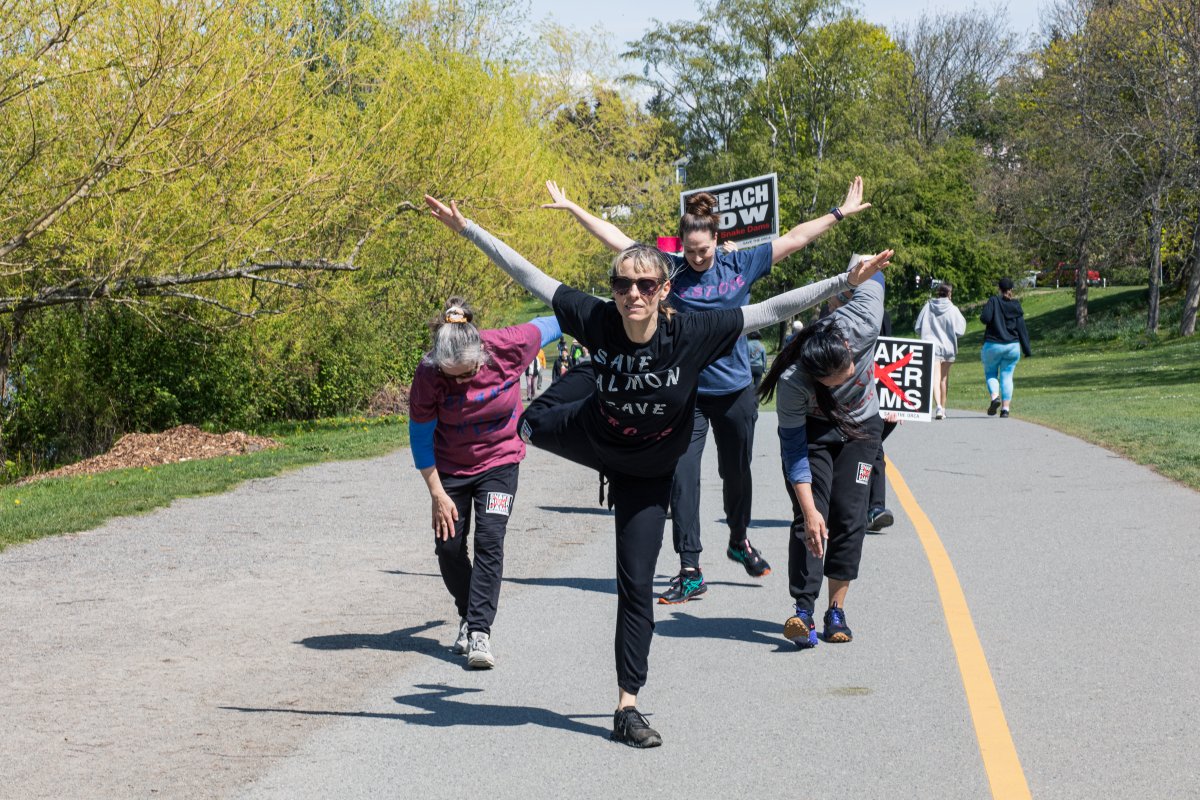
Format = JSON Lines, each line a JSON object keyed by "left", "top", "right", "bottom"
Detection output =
{"left": 2, "top": 410, "right": 1197, "bottom": 799}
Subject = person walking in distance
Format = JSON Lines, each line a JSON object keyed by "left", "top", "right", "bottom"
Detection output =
{"left": 542, "top": 177, "right": 873, "bottom": 604}
{"left": 758, "top": 259, "right": 891, "bottom": 649}
{"left": 915, "top": 282, "right": 967, "bottom": 420}
{"left": 408, "top": 298, "right": 561, "bottom": 669}
{"left": 425, "top": 192, "right": 891, "bottom": 748}
{"left": 979, "top": 277, "right": 1032, "bottom": 418}
{"left": 747, "top": 331, "right": 767, "bottom": 390}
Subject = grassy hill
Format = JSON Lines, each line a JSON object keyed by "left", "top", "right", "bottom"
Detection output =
{"left": 949, "top": 286, "right": 1200, "bottom": 489}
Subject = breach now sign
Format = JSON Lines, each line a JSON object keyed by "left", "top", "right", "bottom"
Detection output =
{"left": 874, "top": 336, "right": 933, "bottom": 422}
{"left": 680, "top": 173, "right": 779, "bottom": 248}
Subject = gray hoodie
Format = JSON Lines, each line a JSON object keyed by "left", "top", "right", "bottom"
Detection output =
{"left": 914, "top": 297, "right": 967, "bottom": 361}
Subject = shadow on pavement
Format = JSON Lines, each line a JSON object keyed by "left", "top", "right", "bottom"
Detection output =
{"left": 221, "top": 684, "right": 611, "bottom": 739}
{"left": 654, "top": 611, "right": 794, "bottom": 652}
{"left": 382, "top": 570, "right": 761, "bottom": 596}
{"left": 537, "top": 505, "right": 613, "bottom": 516}
{"left": 296, "top": 620, "right": 463, "bottom": 666}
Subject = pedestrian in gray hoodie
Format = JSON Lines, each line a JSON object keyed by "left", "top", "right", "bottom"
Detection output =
{"left": 914, "top": 282, "right": 967, "bottom": 419}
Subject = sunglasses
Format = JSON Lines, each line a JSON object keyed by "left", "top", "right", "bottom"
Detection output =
{"left": 609, "top": 276, "right": 662, "bottom": 296}
{"left": 437, "top": 362, "right": 481, "bottom": 380}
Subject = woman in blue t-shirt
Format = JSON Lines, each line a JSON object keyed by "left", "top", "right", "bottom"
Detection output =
{"left": 425, "top": 193, "right": 890, "bottom": 750}
{"left": 542, "top": 178, "right": 872, "bottom": 603}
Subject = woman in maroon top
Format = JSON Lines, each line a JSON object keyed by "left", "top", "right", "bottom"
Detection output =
{"left": 408, "top": 297, "right": 561, "bottom": 669}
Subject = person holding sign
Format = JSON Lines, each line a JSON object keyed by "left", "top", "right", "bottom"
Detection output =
{"left": 758, "top": 256, "right": 892, "bottom": 649}
{"left": 542, "top": 177, "right": 873, "bottom": 605}
{"left": 915, "top": 282, "right": 967, "bottom": 419}
{"left": 424, "top": 192, "right": 890, "bottom": 748}
{"left": 408, "top": 298, "right": 561, "bottom": 669}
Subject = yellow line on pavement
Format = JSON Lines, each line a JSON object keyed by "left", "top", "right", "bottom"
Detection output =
{"left": 887, "top": 456, "right": 1032, "bottom": 800}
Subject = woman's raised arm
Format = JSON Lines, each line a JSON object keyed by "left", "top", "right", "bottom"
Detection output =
{"left": 424, "top": 195, "right": 562, "bottom": 307}
{"left": 741, "top": 250, "right": 893, "bottom": 333}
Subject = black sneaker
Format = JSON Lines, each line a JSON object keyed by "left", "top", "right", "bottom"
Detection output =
{"left": 999, "top": 409, "right": 1010, "bottom": 418}
{"left": 726, "top": 539, "right": 771, "bottom": 577}
{"left": 822, "top": 603, "right": 853, "bottom": 643}
{"left": 988, "top": 398, "right": 1001, "bottom": 416}
{"left": 611, "top": 706, "right": 662, "bottom": 748}
{"left": 866, "top": 507, "right": 894, "bottom": 533}
{"left": 658, "top": 570, "right": 707, "bottom": 604}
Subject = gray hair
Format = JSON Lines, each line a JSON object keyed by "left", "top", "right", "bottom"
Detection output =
{"left": 424, "top": 296, "right": 489, "bottom": 372}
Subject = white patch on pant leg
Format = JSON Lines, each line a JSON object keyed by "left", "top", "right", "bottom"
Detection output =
{"left": 856, "top": 462, "right": 872, "bottom": 485}
{"left": 485, "top": 492, "right": 513, "bottom": 516}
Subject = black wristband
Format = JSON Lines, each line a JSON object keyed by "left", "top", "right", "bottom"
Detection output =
{"left": 830, "top": 207, "right": 844, "bottom": 221}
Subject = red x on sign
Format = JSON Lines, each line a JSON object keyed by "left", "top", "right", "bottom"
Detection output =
{"left": 874, "top": 352, "right": 920, "bottom": 409}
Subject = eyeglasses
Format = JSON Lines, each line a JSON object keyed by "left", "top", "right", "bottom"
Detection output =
{"left": 609, "top": 276, "right": 662, "bottom": 296}
{"left": 437, "top": 362, "right": 481, "bottom": 380}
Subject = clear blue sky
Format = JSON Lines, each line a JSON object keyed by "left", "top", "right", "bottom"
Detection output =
{"left": 527, "top": 0, "right": 1044, "bottom": 50}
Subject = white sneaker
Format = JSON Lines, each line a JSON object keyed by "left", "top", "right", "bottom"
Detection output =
{"left": 935, "top": 407, "right": 946, "bottom": 420}
{"left": 467, "top": 632, "right": 495, "bottom": 669}
{"left": 451, "top": 618, "right": 469, "bottom": 655}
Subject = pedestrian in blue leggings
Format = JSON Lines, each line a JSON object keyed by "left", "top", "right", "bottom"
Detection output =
{"left": 979, "top": 277, "right": 1032, "bottom": 418}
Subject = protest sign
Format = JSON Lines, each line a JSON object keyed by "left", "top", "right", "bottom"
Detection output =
{"left": 874, "top": 336, "right": 933, "bottom": 422}
{"left": 680, "top": 173, "right": 779, "bottom": 248}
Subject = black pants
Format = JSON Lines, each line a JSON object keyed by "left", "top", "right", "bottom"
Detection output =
{"left": 519, "top": 365, "right": 671, "bottom": 695}
{"left": 670, "top": 384, "right": 758, "bottom": 569}
{"left": 868, "top": 419, "right": 899, "bottom": 510}
{"left": 434, "top": 463, "right": 519, "bottom": 636}
{"left": 785, "top": 415, "right": 882, "bottom": 613}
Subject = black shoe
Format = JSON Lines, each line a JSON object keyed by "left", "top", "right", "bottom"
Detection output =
{"left": 999, "top": 409, "right": 1010, "bottom": 418}
{"left": 611, "top": 706, "right": 662, "bottom": 748}
{"left": 987, "top": 398, "right": 1001, "bottom": 416}
{"left": 726, "top": 539, "right": 771, "bottom": 577}
{"left": 658, "top": 570, "right": 707, "bottom": 604}
{"left": 866, "top": 506, "right": 894, "bottom": 533}
{"left": 822, "top": 603, "right": 853, "bottom": 643}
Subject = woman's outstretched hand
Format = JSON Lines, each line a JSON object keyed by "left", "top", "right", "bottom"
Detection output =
{"left": 541, "top": 180, "right": 576, "bottom": 212}
{"left": 847, "top": 249, "right": 894, "bottom": 286}
{"left": 839, "top": 175, "right": 872, "bottom": 217}
{"left": 424, "top": 194, "right": 467, "bottom": 234}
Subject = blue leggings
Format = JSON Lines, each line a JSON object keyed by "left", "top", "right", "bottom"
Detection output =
{"left": 981, "top": 341, "right": 1020, "bottom": 401}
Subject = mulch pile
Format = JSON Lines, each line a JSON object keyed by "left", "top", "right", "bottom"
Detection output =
{"left": 25, "top": 425, "right": 279, "bottom": 484}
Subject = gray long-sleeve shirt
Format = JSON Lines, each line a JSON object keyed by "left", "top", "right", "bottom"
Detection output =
{"left": 459, "top": 220, "right": 852, "bottom": 335}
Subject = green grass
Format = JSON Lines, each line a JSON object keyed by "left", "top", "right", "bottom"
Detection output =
{"left": 948, "top": 286, "right": 1200, "bottom": 490}
{"left": 0, "top": 415, "right": 409, "bottom": 551}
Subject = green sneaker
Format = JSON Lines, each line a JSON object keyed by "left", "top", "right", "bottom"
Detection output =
{"left": 726, "top": 539, "right": 771, "bottom": 577}
{"left": 657, "top": 570, "right": 707, "bottom": 604}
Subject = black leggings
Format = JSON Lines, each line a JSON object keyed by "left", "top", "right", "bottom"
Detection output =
{"left": 519, "top": 365, "right": 671, "bottom": 695}
{"left": 868, "top": 419, "right": 899, "bottom": 510}
{"left": 669, "top": 383, "right": 758, "bottom": 569}
{"left": 785, "top": 415, "right": 883, "bottom": 613}
{"left": 435, "top": 463, "right": 519, "bottom": 636}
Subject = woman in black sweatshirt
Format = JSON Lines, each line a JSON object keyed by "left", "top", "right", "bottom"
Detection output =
{"left": 979, "top": 277, "right": 1033, "bottom": 417}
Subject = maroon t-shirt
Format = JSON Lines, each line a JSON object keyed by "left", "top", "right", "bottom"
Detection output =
{"left": 408, "top": 324, "right": 541, "bottom": 476}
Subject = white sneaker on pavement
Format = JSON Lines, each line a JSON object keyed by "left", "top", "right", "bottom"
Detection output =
{"left": 467, "top": 631, "right": 495, "bottom": 669}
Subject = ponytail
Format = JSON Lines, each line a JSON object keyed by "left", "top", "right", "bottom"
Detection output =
{"left": 757, "top": 317, "right": 866, "bottom": 439}
{"left": 425, "top": 296, "right": 488, "bottom": 370}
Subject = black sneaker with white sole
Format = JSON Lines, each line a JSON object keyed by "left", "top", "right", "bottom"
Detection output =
{"left": 866, "top": 506, "right": 894, "bottom": 533}
{"left": 611, "top": 707, "right": 662, "bottom": 748}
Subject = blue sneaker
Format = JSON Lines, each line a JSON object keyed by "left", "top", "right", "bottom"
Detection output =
{"left": 658, "top": 570, "right": 707, "bottom": 604}
{"left": 784, "top": 608, "right": 818, "bottom": 649}
{"left": 822, "top": 603, "right": 853, "bottom": 643}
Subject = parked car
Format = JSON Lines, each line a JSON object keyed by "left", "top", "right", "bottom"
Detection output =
{"left": 1045, "top": 266, "right": 1101, "bottom": 287}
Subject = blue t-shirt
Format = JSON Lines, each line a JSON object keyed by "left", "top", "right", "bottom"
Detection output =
{"left": 668, "top": 243, "right": 773, "bottom": 395}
